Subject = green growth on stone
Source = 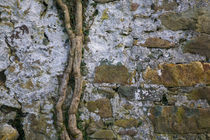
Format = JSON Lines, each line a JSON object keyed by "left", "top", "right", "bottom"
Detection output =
{"left": 114, "top": 118, "right": 139, "bottom": 128}
{"left": 101, "top": 8, "right": 109, "bottom": 21}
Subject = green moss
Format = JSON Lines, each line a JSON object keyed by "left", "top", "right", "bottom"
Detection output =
{"left": 101, "top": 8, "right": 109, "bottom": 21}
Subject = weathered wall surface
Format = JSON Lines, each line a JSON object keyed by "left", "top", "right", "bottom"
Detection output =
{"left": 80, "top": 0, "right": 210, "bottom": 139}
{"left": 0, "top": 0, "right": 209, "bottom": 140}
{"left": 0, "top": 0, "right": 68, "bottom": 139}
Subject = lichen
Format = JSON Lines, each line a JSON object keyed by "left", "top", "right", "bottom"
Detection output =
{"left": 101, "top": 8, "right": 109, "bottom": 21}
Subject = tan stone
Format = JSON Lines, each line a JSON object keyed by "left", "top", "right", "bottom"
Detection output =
{"left": 143, "top": 62, "right": 210, "bottom": 87}
{"left": 87, "top": 98, "right": 112, "bottom": 118}
{"left": 94, "top": 65, "right": 130, "bottom": 84}
{"left": 149, "top": 106, "right": 210, "bottom": 134}
{"left": 0, "top": 124, "right": 19, "bottom": 140}
{"left": 141, "top": 37, "right": 175, "bottom": 48}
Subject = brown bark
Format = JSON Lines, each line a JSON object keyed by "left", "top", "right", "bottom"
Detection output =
{"left": 55, "top": 0, "right": 83, "bottom": 139}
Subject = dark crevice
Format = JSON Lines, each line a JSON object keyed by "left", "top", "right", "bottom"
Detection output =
{"left": 161, "top": 94, "right": 168, "bottom": 105}
{"left": 12, "top": 109, "right": 26, "bottom": 140}
{"left": 0, "top": 70, "right": 6, "bottom": 86}
{"left": 1, "top": 105, "right": 26, "bottom": 140}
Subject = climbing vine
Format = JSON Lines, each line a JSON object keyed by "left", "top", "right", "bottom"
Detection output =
{"left": 55, "top": 0, "right": 83, "bottom": 139}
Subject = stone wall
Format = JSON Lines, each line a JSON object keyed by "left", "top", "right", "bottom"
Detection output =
{"left": 80, "top": 0, "right": 210, "bottom": 139}
{"left": 0, "top": 0, "right": 209, "bottom": 140}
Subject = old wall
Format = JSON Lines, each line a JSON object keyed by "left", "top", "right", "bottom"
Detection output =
{"left": 81, "top": 0, "right": 210, "bottom": 139}
{"left": 0, "top": 0, "right": 209, "bottom": 140}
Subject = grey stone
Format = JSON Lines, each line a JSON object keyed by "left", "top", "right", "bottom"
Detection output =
{"left": 118, "top": 86, "right": 137, "bottom": 99}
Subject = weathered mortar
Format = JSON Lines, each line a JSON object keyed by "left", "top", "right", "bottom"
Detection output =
{"left": 0, "top": 0, "right": 210, "bottom": 140}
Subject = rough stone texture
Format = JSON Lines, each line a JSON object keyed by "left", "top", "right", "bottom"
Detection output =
{"left": 90, "top": 129, "right": 116, "bottom": 139}
{"left": 152, "top": 0, "right": 178, "bottom": 11}
{"left": 118, "top": 86, "right": 137, "bottom": 99}
{"left": 196, "top": 6, "right": 210, "bottom": 34}
{"left": 0, "top": 0, "right": 67, "bottom": 139}
{"left": 94, "top": 65, "right": 130, "bottom": 84}
{"left": 160, "top": 5, "right": 210, "bottom": 32}
{"left": 114, "top": 118, "right": 139, "bottom": 128}
{"left": 184, "top": 35, "right": 210, "bottom": 58}
{"left": 0, "top": 87, "right": 21, "bottom": 109}
{"left": 141, "top": 37, "right": 175, "bottom": 48}
{"left": 0, "top": 124, "right": 19, "bottom": 140}
{"left": 143, "top": 62, "right": 210, "bottom": 87}
{"left": 187, "top": 87, "right": 210, "bottom": 105}
{"left": 87, "top": 98, "right": 112, "bottom": 118}
{"left": 149, "top": 106, "right": 210, "bottom": 134}
{"left": 159, "top": 9, "right": 198, "bottom": 31}
{"left": 1, "top": 0, "right": 210, "bottom": 140}
{"left": 80, "top": 0, "right": 210, "bottom": 139}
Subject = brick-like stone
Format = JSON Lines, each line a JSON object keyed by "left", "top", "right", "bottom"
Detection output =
{"left": 94, "top": 65, "right": 130, "bottom": 84}
{"left": 141, "top": 37, "right": 175, "bottom": 48}
{"left": 149, "top": 106, "right": 210, "bottom": 134}
{"left": 196, "top": 6, "right": 210, "bottom": 34}
{"left": 114, "top": 118, "right": 139, "bottom": 128}
{"left": 187, "top": 87, "right": 210, "bottom": 105}
{"left": 184, "top": 35, "right": 210, "bottom": 59}
{"left": 87, "top": 98, "right": 112, "bottom": 118}
{"left": 159, "top": 9, "right": 198, "bottom": 31}
{"left": 90, "top": 130, "right": 116, "bottom": 139}
{"left": 143, "top": 62, "right": 210, "bottom": 87}
{"left": 160, "top": 5, "right": 210, "bottom": 33}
